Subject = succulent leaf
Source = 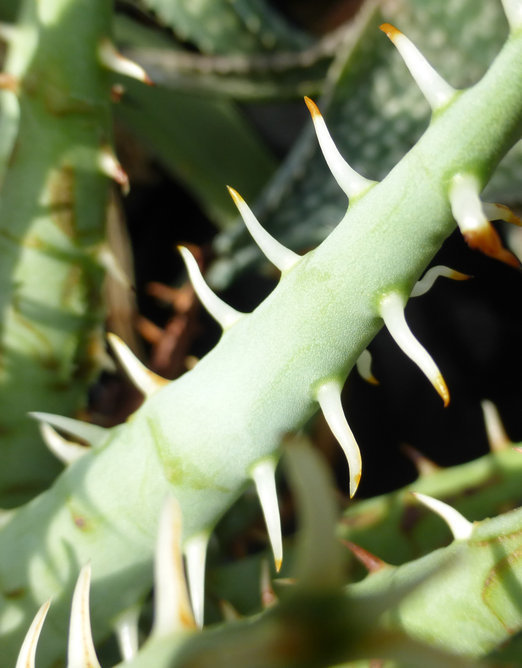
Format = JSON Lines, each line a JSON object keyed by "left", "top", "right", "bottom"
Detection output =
{"left": 1, "top": 1, "right": 522, "bottom": 666}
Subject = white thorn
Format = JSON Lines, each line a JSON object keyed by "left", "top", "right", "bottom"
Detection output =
{"left": 379, "top": 292, "right": 450, "bottom": 406}
{"left": 251, "top": 459, "right": 283, "bottom": 572}
{"left": 29, "top": 412, "right": 108, "bottom": 447}
{"left": 39, "top": 422, "right": 89, "bottom": 465}
{"left": 482, "top": 202, "right": 522, "bottom": 226}
{"left": 304, "top": 97, "right": 375, "bottom": 199}
{"left": 184, "top": 533, "right": 209, "bottom": 629}
{"left": 481, "top": 400, "right": 511, "bottom": 453}
{"left": 273, "top": 577, "right": 296, "bottom": 587}
{"left": 153, "top": 497, "right": 195, "bottom": 637}
{"left": 501, "top": 0, "right": 522, "bottom": 30}
{"left": 449, "top": 174, "right": 519, "bottom": 267}
{"left": 260, "top": 559, "right": 277, "bottom": 609}
{"left": 67, "top": 564, "right": 101, "bottom": 668}
{"left": 98, "top": 38, "right": 153, "bottom": 85}
{"left": 97, "top": 245, "right": 132, "bottom": 289}
{"left": 219, "top": 599, "right": 241, "bottom": 621}
{"left": 113, "top": 606, "right": 140, "bottom": 661}
{"left": 98, "top": 146, "right": 129, "bottom": 194}
{"left": 379, "top": 24, "right": 455, "bottom": 110}
{"left": 410, "top": 265, "right": 471, "bottom": 298}
{"left": 16, "top": 600, "right": 51, "bottom": 668}
{"left": 356, "top": 349, "right": 379, "bottom": 385}
{"left": 449, "top": 174, "right": 488, "bottom": 235}
{"left": 227, "top": 187, "right": 300, "bottom": 272}
{"left": 412, "top": 492, "right": 473, "bottom": 541}
{"left": 507, "top": 226, "right": 522, "bottom": 263}
{"left": 401, "top": 444, "right": 441, "bottom": 477}
{"left": 316, "top": 380, "right": 362, "bottom": 497}
{"left": 107, "top": 333, "right": 168, "bottom": 397}
{"left": 178, "top": 246, "right": 243, "bottom": 329}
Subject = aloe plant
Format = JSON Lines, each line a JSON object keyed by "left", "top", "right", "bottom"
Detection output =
{"left": 1, "top": 0, "right": 522, "bottom": 666}
{"left": 14, "top": 439, "right": 522, "bottom": 667}
{"left": 0, "top": 0, "right": 122, "bottom": 505}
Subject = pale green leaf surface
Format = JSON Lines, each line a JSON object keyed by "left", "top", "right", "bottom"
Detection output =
{"left": 138, "top": 0, "right": 312, "bottom": 54}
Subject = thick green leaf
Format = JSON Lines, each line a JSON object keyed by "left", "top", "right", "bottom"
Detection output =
{"left": 115, "top": 80, "right": 278, "bottom": 227}
{"left": 113, "top": 15, "right": 279, "bottom": 228}
{"left": 138, "top": 0, "right": 312, "bottom": 54}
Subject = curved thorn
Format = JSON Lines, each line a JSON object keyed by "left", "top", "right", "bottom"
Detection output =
{"left": 356, "top": 349, "right": 379, "bottom": 385}
{"left": 98, "top": 38, "right": 153, "bottom": 85}
{"left": 481, "top": 400, "right": 511, "bottom": 453}
{"left": 274, "top": 577, "right": 296, "bottom": 588}
{"left": 153, "top": 497, "right": 195, "bottom": 636}
{"left": 219, "top": 599, "right": 241, "bottom": 621}
{"left": 67, "top": 564, "right": 101, "bottom": 668}
{"left": 316, "top": 380, "right": 362, "bottom": 497}
{"left": 29, "top": 412, "right": 108, "bottom": 447}
{"left": 16, "top": 600, "right": 51, "bottom": 668}
{"left": 96, "top": 245, "right": 132, "bottom": 289}
{"left": 38, "top": 422, "right": 89, "bottom": 465}
{"left": 507, "top": 226, "right": 522, "bottom": 264}
{"left": 113, "top": 606, "right": 140, "bottom": 661}
{"left": 178, "top": 246, "right": 243, "bottom": 329}
{"left": 449, "top": 174, "right": 519, "bottom": 267}
{"left": 449, "top": 174, "right": 487, "bottom": 230}
{"left": 184, "top": 533, "right": 209, "bottom": 629}
{"left": 401, "top": 444, "right": 441, "bottom": 477}
{"left": 251, "top": 459, "right": 283, "bottom": 572}
{"left": 304, "top": 97, "right": 375, "bottom": 198}
{"left": 107, "top": 333, "right": 168, "bottom": 397}
{"left": 483, "top": 202, "right": 522, "bottom": 226}
{"left": 340, "top": 540, "right": 389, "bottom": 574}
{"left": 379, "top": 23, "right": 455, "bottom": 110}
{"left": 465, "top": 223, "right": 519, "bottom": 267}
{"left": 227, "top": 187, "right": 300, "bottom": 272}
{"left": 379, "top": 292, "right": 450, "bottom": 406}
{"left": 411, "top": 492, "right": 473, "bottom": 541}
{"left": 260, "top": 559, "right": 278, "bottom": 609}
{"left": 501, "top": 0, "right": 522, "bottom": 30}
{"left": 98, "top": 145, "right": 129, "bottom": 194}
{"left": 410, "top": 265, "right": 471, "bottom": 298}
